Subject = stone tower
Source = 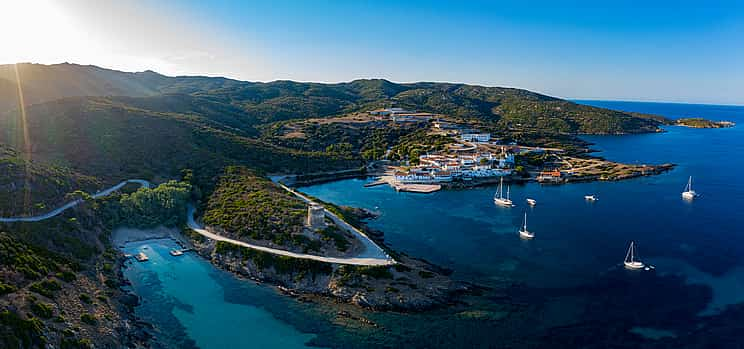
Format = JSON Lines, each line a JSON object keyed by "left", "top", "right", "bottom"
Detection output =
{"left": 307, "top": 204, "right": 325, "bottom": 229}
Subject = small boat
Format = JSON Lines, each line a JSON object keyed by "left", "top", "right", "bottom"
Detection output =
{"left": 135, "top": 252, "right": 149, "bottom": 262}
{"left": 518, "top": 212, "right": 534, "bottom": 239}
{"left": 526, "top": 198, "right": 537, "bottom": 206}
{"left": 681, "top": 176, "right": 698, "bottom": 200}
{"left": 494, "top": 177, "right": 514, "bottom": 207}
{"left": 169, "top": 249, "right": 184, "bottom": 256}
{"left": 584, "top": 195, "right": 598, "bottom": 201}
{"left": 623, "top": 241, "right": 644, "bottom": 270}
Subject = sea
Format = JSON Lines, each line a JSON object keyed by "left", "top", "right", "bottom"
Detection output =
{"left": 122, "top": 101, "right": 744, "bottom": 348}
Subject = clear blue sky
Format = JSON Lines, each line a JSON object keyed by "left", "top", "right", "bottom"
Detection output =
{"left": 6, "top": 0, "right": 743, "bottom": 104}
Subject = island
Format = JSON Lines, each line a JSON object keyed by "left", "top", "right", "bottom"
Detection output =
{"left": 675, "top": 117, "right": 736, "bottom": 128}
{"left": 0, "top": 62, "right": 693, "bottom": 347}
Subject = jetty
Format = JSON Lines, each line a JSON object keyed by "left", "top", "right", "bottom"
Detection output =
{"left": 364, "top": 178, "right": 387, "bottom": 187}
{"left": 393, "top": 183, "right": 442, "bottom": 193}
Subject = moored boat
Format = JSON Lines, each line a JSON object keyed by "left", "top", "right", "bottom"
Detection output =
{"left": 623, "top": 241, "right": 644, "bottom": 270}
{"left": 494, "top": 177, "right": 514, "bottom": 207}
{"left": 681, "top": 176, "right": 698, "bottom": 200}
{"left": 526, "top": 198, "right": 537, "bottom": 206}
{"left": 518, "top": 212, "right": 534, "bottom": 239}
{"left": 584, "top": 195, "right": 598, "bottom": 201}
{"left": 135, "top": 252, "right": 149, "bottom": 262}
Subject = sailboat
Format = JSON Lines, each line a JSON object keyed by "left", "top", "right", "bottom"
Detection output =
{"left": 518, "top": 212, "right": 534, "bottom": 239}
{"left": 526, "top": 198, "right": 537, "bottom": 206}
{"left": 623, "top": 241, "right": 644, "bottom": 270}
{"left": 494, "top": 177, "right": 514, "bottom": 207}
{"left": 681, "top": 176, "right": 698, "bottom": 200}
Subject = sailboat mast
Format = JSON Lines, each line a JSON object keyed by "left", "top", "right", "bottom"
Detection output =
{"left": 625, "top": 242, "right": 633, "bottom": 263}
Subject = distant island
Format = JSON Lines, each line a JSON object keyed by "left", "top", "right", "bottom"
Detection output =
{"left": 675, "top": 117, "right": 736, "bottom": 128}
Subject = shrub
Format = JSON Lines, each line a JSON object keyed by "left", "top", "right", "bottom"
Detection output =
{"left": 79, "top": 314, "right": 97, "bottom": 326}
{"left": 30, "top": 302, "right": 54, "bottom": 319}
{"left": 29, "top": 279, "right": 61, "bottom": 298}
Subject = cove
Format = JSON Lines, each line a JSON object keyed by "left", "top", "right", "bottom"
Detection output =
{"left": 121, "top": 238, "right": 323, "bottom": 349}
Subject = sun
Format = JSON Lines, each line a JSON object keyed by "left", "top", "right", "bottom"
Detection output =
{"left": 0, "top": 0, "right": 87, "bottom": 64}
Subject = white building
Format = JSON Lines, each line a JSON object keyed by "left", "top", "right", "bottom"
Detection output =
{"left": 391, "top": 113, "right": 435, "bottom": 123}
{"left": 460, "top": 133, "right": 491, "bottom": 143}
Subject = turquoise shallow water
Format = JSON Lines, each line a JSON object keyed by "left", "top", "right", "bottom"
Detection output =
{"left": 122, "top": 101, "right": 744, "bottom": 348}
{"left": 122, "top": 239, "right": 322, "bottom": 349}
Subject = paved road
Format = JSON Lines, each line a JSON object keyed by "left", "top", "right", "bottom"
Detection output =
{"left": 187, "top": 206, "right": 396, "bottom": 266}
{"left": 0, "top": 179, "right": 151, "bottom": 223}
{"left": 276, "top": 183, "right": 394, "bottom": 261}
{"left": 1, "top": 176, "right": 395, "bottom": 266}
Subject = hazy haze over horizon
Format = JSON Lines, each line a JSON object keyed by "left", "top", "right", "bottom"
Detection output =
{"left": 2, "top": 0, "right": 742, "bottom": 105}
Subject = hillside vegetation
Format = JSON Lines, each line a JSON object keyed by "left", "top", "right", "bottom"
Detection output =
{"left": 0, "top": 145, "right": 101, "bottom": 217}
{"left": 203, "top": 167, "right": 311, "bottom": 248}
{"left": 1, "top": 63, "right": 662, "bottom": 136}
{"left": 0, "top": 96, "right": 359, "bottom": 186}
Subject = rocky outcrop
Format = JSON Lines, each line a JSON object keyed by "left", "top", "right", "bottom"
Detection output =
{"left": 189, "top": 235, "right": 474, "bottom": 312}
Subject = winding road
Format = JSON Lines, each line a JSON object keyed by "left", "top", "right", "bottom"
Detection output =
{"left": 0, "top": 179, "right": 151, "bottom": 223}
{"left": 187, "top": 206, "right": 395, "bottom": 266}
{"left": 1, "top": 178, "right": 395, "bottom": 266}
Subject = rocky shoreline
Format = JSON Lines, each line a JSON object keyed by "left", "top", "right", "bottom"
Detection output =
{"left": 675, "top": 118, "right": 736, "bottom": 129}
{"left": 180, "top": 217, "right": 479, "bottom": 312}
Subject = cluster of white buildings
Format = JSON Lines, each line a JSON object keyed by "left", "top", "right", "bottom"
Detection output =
{"left": 394, "top": 150, "right": 515, "bottom": 183}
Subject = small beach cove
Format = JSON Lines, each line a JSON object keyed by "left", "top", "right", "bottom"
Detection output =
{"left": 115, "top": 227, "right": 326, "bottom": 349}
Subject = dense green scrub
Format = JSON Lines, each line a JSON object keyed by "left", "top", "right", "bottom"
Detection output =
{"left": 98, "top": 180, "right": 192, "bottom": 228}
{"left": 0, "top": 145, "right": 101, "bottom": 217}
{"left": 203, "top": 167, "right": 307, "bottom": 244}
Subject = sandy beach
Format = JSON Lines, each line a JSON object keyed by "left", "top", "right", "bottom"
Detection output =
{"left": 112, "top": 226, "right": 181, "bottom": 247}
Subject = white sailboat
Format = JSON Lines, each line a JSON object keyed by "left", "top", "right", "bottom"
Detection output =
{"left": 584, "top": 194, "right": 598, "bottom": 201}
{"left": 681, "top": 176, "right": 698, "bottom": 200}
{"left": 526, "top": 198, "right": 537, "bottom": 206}
{"left": 494, "top": 177, "right": 514, "bottom": 207}
{"left": 518, "top": 212, "right": 534, "bottom": 239}
{"left": 623, "top": 241, "right": 644, "bottom": 270}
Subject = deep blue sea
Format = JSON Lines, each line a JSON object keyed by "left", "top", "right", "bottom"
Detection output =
{"left": 123, "top": 101, "right": 744, "bottom": 348}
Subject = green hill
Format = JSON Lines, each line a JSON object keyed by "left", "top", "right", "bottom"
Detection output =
{"left": 0, "top": 97, "right": 358, "bottom": 185}
{"left": 1, "top": 63, "right": 662, "bottom": 135}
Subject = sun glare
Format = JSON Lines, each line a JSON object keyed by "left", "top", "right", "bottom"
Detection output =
{"left": 1, "top": 0, "right": 90, "bottom": 64}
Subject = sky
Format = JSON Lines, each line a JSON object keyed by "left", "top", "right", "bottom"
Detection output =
{"left": 1, "top": 0, "right": 742, "bottom": 105}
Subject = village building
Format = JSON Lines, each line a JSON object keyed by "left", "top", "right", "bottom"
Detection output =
{"left": 460, "top": 132, "right": 491, "bottom": 143}
{"left": 369, "top": 107, "right": 410, "bottom": 116}
{"left": 391, "top": 112, "right": 436, "bottom": 123}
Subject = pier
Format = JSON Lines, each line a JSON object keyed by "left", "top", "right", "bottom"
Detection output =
{"left": 364, "top": 178, "right": 387, "bottom": 187}
{"left": 392, "top": 183, "right": 442, "bottom": 193}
